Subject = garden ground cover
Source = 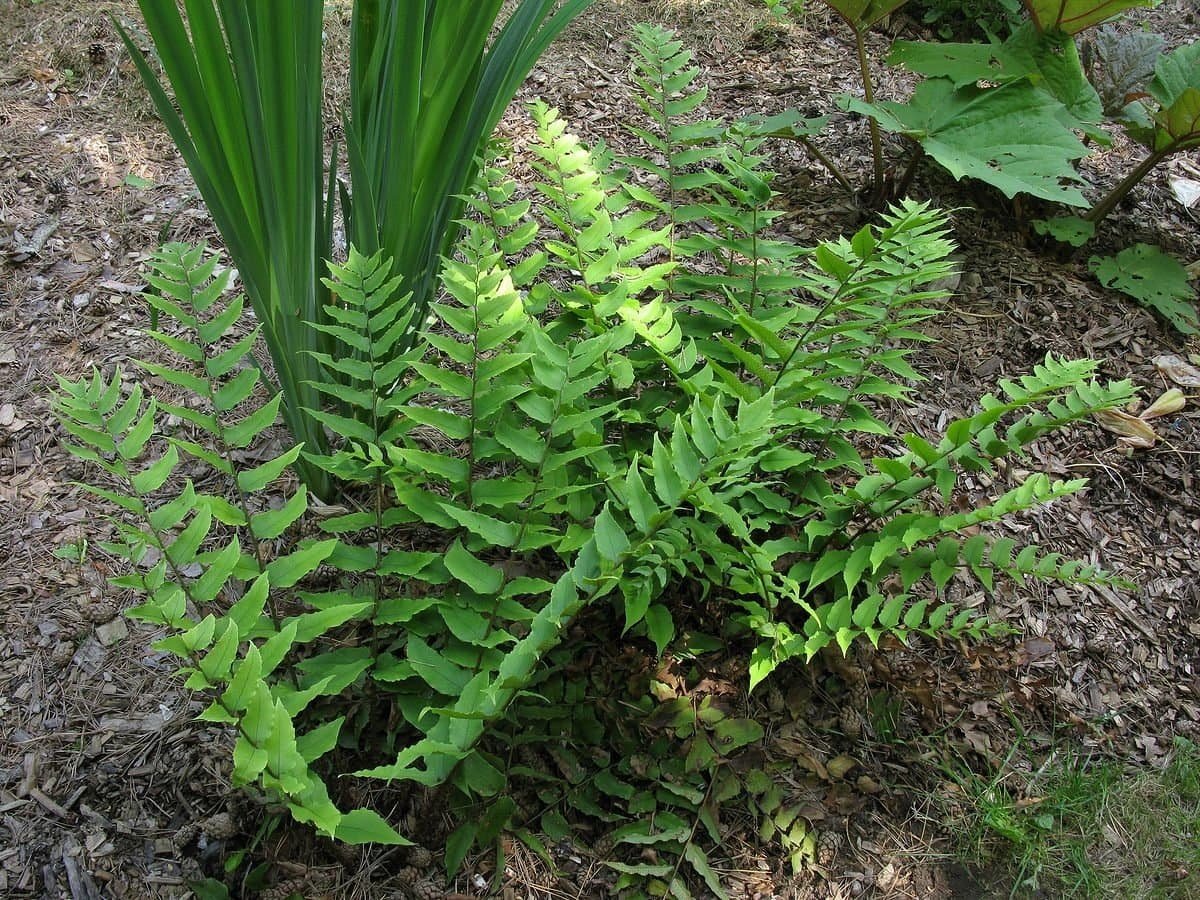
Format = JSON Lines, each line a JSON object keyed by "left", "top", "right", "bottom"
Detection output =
{"left": 0, "top": 0, "right": 1197, "bottom": 896}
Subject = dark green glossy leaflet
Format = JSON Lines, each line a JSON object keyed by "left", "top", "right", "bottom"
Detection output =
{"left": 356, "top": 394, "right": 783, "bottom": 789}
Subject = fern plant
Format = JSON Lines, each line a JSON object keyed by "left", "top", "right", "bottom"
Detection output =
{"left": 57, "top": 35, "right": 1135, "bottom": 893}
{"left": 54, "top": 246, "right": 408, "bottom": 846}
{"left": 625, "top": 24, "right": 723, "bottom": 285}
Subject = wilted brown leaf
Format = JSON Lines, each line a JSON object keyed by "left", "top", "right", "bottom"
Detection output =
{"left": 856, "top": 775, "right": 883, "bottom": 794}
{"left": 774, "top": 737, "right": 830, "bottom": 780}
{"left": 1142, "top": 389, "right": 1186, "bottom": 420}
{"left": 826, "top": 755, "right": 857, "bottom": 779}
{"left": 962, "top": 729, "right": 992, "bottom": 755}
{"left": 649, "top": 680, "right": 678, "bottom": 703}
{"left": 1016, "top": 637, "right": 1056, "bottom": 664}
{"left": 1093, "top": 409, "right": 1158, "bottom": 448}
{"left": 1152, "top": 354, "right": 1200, "bottom": 388}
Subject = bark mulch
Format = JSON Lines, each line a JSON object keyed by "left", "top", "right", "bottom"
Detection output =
{"left": 1, "top": 1, "right": 1197, "bottom": 897}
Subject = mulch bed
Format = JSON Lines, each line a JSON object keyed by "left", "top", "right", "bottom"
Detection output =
{"left": 1, "top": 0, "right": 1198, "bottom": 897}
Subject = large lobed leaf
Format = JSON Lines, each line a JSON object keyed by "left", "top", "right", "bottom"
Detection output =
{"left": 1088, "top": 26, "right": 1164, "bottom": 119}
{"left": 1022, "top": 0, "right": 1155, "bottom": 35}
{"left": 817, "top": 0, "right": 909, "bottom": 29}
{"left": 844, "top": 78, "right": 1090, "bottom": 205}
{"left": 1145, "top": 42, "right": 1200, "bottom": 151}
{"left": 889, "top": 23, "right": 1106, "bottom": 139}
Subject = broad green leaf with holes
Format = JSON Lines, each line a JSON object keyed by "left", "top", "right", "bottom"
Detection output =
{"left": 1033, "top": 216, "right": 1095, "bottom": 247}
{"left": 844, "top": 78, "right": 1089, "bottom": 205}
{"left": 1090, "top": 244, "right": 1199, "bottom": 334}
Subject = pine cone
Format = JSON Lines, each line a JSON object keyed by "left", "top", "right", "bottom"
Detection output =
{"left": 172, "top": 822, "right": 200, "bottom": 851}
{"left": 51, "top": 641, "right": 76, "bottom": 667}
{"left": 411, "top": 878, "right": 442, "bottom": 900}
{"left": 83, "top": 598, "right": 118, "bottom": 624}
{"left": 406, "top": 846, "right": 433, "bottom": 869}
{"left": 201, "top": 812, "right": 237, "bottom": 840}
{"left": 592, "top": 831, "right": 617, "bottom": 858}
{"left": 888, "top": 653, "right": 916, "bottom": 680}
{"left": 816, "top": 829, "right": 842, "bottom": 868}
{"left": 846, "top": 678, "right": 870, "bottom": 709}
{"left": 87, "top": 43, "right": 106, "bottom": 65}
{"left": 838, "top": 706, "right": 863, "bottom": 740}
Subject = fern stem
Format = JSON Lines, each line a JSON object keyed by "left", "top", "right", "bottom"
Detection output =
{"left": 365, "top": 270, "right": 387, "bottom": 615}
{"left": 656, "top": 52, "right": 679, "bottom": 302}
{"left": 774, "top": 255, "right": 874, "bottom": 385}
{"left": 172, "top": 262, "right": 271, "bottom": 579}
{"left": 200, "top": 392, "right": 269, "bottom": 583}
{"left": 550, "top": 156, "right": 629, "bottom": 452}
{"left": 125, "top": 545, "right": 311, "bottom": 800}
{"left": 552, "top": 159, "right": 591, "bottom": 278}
{"left": 465, "top": 268, "right": 484, "bottom": 511}
{"left": 837, "top": 398, "right": 1105, "bottom": 549}
{"left": 470, "top": 369, "right": 571, "bottom": 668}
{"left": 176, "top": 262, "right": 291, "bottom": 623}
{"left": 116, "top": 445, "right": 294, "bottom": 660}
{"left": 749, "top": 204, "right": 762, "bottom": 316}
{"left": 664, "top": 772, "right": 716, "bottom": 891}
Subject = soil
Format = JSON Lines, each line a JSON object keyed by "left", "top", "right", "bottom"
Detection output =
{"left": 1, "top": 1, "right": 1198, "bottom": 898}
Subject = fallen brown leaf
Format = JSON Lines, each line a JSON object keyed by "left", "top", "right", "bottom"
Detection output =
{"left": 1152, "top": 354, "right": 1200, "bottom": 388}
{"left": 1093, "top": 409, "right": 1158, "bottom": 448}
{"left": 962, "top": 729, "right": 992, "bottom": 755}
{"left": 774, "top": 737, "right": 830, "bottom": 780}
{"left": 1142, "top": 389, "right": 1186, "bottom": 420}
{"left": 856, "top": 775, "right": 883, "bottom": 794}
{"left": 1016, "top": 637, "right": 1056, "bottom": 664}
{"left": 826, "top": 754, "right": 857, "bottom": 779}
